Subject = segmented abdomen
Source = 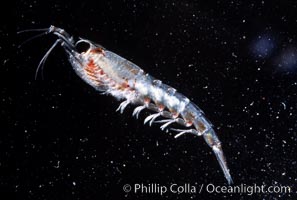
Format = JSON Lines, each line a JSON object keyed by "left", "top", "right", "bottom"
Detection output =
{"left": 79, "top": 48, "right": 213, "bottom": 136}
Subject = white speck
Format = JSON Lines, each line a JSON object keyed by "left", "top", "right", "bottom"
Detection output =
{"left": 282, "top": 172, "right": 286, "bottom": 176}
{"left": 232, "top": 52, "right": 238, "bottom": 58}
{"left": 73, "top": 181, "right": 76, "bottom": 186}
{"left": 281, "top": 102, "right": 286, "bottom": 110}
{"left": 3, "top": 59, "right": 9, "bottom": 65}
{"left": 54, "top": 160, "right": 60, "bottom": 169}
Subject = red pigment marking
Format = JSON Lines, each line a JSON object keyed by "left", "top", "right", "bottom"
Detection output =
{"left": 157, "top": 104, "right": 165, "bottom": 111}
{"left": 84, "top": 59, "right": 103, "bottom": 85}
{"left": 186, "top": 121, "right": 193, "bottom": 127}
{"left": 118, "top": 85, "right": 128, "bottom": 91}
{"left": 172, "top": 112, "right": 179, "bottom": 118}
{"left": 85, "top": 59, "right": 101, "bottom": 75}
{"left": 143, "top": 97, "right": 151, "bottom": 106}
{"left": 90, "top": 47, "right": 104, "bottom": 54}
{"left": 86, "top": 60, "right": 105, "bottom": 76}
{"left": 122, "top": 80, "right": 129, "bottom": 88}
{"left": 87, "top": 59, "right": 96, "bottom": 70}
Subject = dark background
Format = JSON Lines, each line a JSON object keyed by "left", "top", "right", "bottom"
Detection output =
{"left": 2, "top": 0, "right": 297, "bottom": 199}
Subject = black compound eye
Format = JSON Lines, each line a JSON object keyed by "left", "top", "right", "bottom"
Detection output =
{"left": 76, "top": 41, "right": 91, "bottom": 53}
